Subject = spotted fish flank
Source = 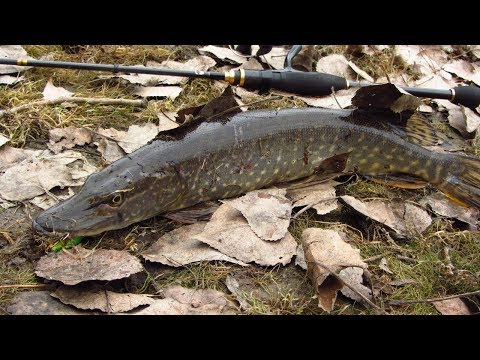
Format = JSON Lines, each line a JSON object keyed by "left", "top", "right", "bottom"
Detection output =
{"left": 33, "top": 108, "right": 480, "bottom": 236}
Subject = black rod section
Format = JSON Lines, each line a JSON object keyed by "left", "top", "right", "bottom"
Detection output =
{"left": 0, "top": 58, "right": 226, "bottom": 80}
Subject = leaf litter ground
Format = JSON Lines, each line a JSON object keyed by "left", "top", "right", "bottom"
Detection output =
{"left": 1, "top": 45, "right": 479, "bottom": 315}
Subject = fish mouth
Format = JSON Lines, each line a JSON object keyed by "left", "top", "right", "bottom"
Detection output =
{"left": 32, "top": 218, "right": 52, "bottom": 235}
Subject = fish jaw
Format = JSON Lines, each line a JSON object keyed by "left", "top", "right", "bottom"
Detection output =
{"left": 32, "top": 194, "right": 119, "bottom": 237}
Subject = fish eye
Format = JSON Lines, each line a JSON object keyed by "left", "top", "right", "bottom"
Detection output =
{"left": 110, "top": 193, "right": 123, "bottom": 207}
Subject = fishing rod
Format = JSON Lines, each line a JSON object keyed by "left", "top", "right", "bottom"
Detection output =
{"left": 1, "top": 45, "right": 479, "bottom": 109}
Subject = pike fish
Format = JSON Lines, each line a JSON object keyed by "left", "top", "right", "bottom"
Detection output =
{"left": 33, "top": 108, "right": 480, "bottom": 236}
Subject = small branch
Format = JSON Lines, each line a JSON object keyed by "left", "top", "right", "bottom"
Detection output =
{"left": 389, "top": 290, "right": 480, "bottom": 306}
{"left": 331, "top": 87, "right": 343, "bottom": 109}
{"left": 0, "top": 284, "right": 46, "bottom": 289}
{"left": 364, "top": 252, "right": 393, "bottom": 263}
{"left": 0, "top": 96, "right": 146, "bottom": 118}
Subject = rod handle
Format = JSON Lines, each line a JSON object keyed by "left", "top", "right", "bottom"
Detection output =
{"left": 241, "top": 70, "right": 348, "bottom": 96}
{"left": 452, "top": 85, "right": 480, "bottom": 109}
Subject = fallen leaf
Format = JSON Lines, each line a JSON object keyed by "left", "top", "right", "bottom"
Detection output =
{"left": 35, "top": 247, "right": 144, "bottom": 285}
{"left": 48, "top": 127, "right": 93, "bottom": 154}
{"left": 259, "top": 47, "right": 289, "bottom": 70}
{"left": 131, "top": 297, "right": 233, "bottom": 315}
{"left": 94, "top": 138, "right": 125, "bottom": 164}
{"left": 302, "top": 228, "right": 367, "bottom": 312}
{"left": 225, "top": 274, "right": 252, "bottom": 310}
{"left": 161, "top": 285, "right": 237, "bottom": 313}
{"left": 420, "top": 191, "right": 479, "bottom": 228}
{"left": 199, "top": 45, "right": 246, "bottom": 65}
{"left": 0, "top": 74, "right": 24, "bottom": 85}
{"left": 447, "top": 105, "right": 480, "bottom": 136}
{"left": 338, "top": 266, "right": 373, "bottom": 303}
{"left": 295, "top": 244, "right": 307, "bottom": 270}
{"left": 30, "top": 188, "right": 75, "bottom": 210}
{"left": 223, "top": 188, "right": 292, "bottom": 241}
{"left": 295, "top": 88, "right": 357, "bottom": 109}
{"left": 433, "top": 298, "right": 472, "bottom": 315}
{"left": 142, "top": 222, "right": 248, "bottom": 267}
{"left": 340, "top": 195, "right": 432, "bottom": 235}
{"left": 443, "top": 59, "right": 480, "bottom": 86}
{"left": 316, "top": 54, "right": 351, "bottom": 78}
{"left": 287, "top": 180, "right": 340, "bottom": 215}
{"left": 97, "top": 123, "right": 159, "bottom": 154}
{"left": 51, "top": 285, "right": 154, "bottom": 313}
{"left": 0, "top": 150, "right": 98, "bottom": 201}
{"left": 157, "top": 112, "right": 179, "bottom": 131}
{"left": 0, "top": 45, "right": 32, "bottom": 74}
{"left": 236, "top": 57, "right": 264, "bottom": 70}
{"left": 0, "top": 134, "right": 9, "bottom": 147}
{"left": 352, "top": 83, "right": 422, "bottom": 112}
{"left": 234, "top": 86, "right": 261, "bottom": 101}
{"left": 193, "top": 203, "right": 297, "bottom": 266}
{"left": 415, "top": 73, "right": 457, "bottom": 90}
{"left": 133, "top": 86, "right": 182, "bottom": 99}
{"left": 395, "top": 45, "right": 448, "bottom": 78}
{"left": 379, "top": 257, "right": 393, "bottom": 274}
{"left": 7, "top": 291, "right": 85, "bottom": 315}
{"left": 42, "top": 80, "right": 74, "bottom": 100}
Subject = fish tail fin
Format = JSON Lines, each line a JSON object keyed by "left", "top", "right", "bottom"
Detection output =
{"left": 437, "top": 156, "right": 480, "bottom": 208}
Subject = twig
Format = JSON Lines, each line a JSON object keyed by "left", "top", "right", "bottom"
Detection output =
{"left": 389, "top": 290, "right": 480, "bottom": 306}
{"left": 364, "top": 252, "right": 393, "bottom": 263}
{"left": 0, "top": 96, "right": 146, "bottom": 118}
{"left": 331, "top": 87, "right": 343, "bottom": 109}
{"left": 0, "top": 284, "right": 46, "bottom": 289}
{"left": 311, "top": 259, "right": 386, "bottom": 314}
{"left": 442, "top": 246, "right": 455, "bottom": 276}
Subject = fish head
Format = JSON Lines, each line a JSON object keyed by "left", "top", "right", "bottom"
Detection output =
{"left": 33, "top": 161, "right": 181, "bottom": 237}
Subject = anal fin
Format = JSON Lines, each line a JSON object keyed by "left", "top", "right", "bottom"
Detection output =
{"left": 365, "top": 173, "right": 428, "bottom": 189}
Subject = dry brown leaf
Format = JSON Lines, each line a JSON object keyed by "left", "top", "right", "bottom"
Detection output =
{"left": 35, "top": 247, "right": 144, "bottom": 285}
{"left": 7, "top": 291, "right": 85, "bottom": 315}
{"left": 316, "top": 54, "right": 351, "bottom": 78}
{"left": 302, "top": 228, "right": 367, "bottom": 312}
{"left": 340, "top": 195, "right": 432, "bottom": 235}
{"left": 0, "top": 134, "right": 9, "bottom": 148}
{"left": 51, "top": 285, "right": 154, "bottom": 313}
{"left": 225, "top": 274, "right": 252, "bottom": 310}
{"left": 0, "top": 45, "right": 32, "bottom": 74}
{"left": 236, "top": 57, "right": 264, "bottom": 70}
{"left": 395, "top": 45, "right": 448, "bottom": 78}
{"left": 223, "top": 188, "right": 291, "bottom": 241}
{"left": 157, "top": 112, "right": 179, "bottom": 131}
{"left": 94, "top": 138, "right": 124, "bottom": 164}
{"left": 420, "top": 192, "right": 479, "bottom": 228}
{"left": 296, "top": 88, "right": 357, "bottom": 109}
{"left": 443, "top": 59, "right": 480, "bottom": 86}
{"left": 447, "top": 105, "right": 480, "bottom": 136}
{"left": 133, "top": 85, "right": 182, "bottom": 99}
{"left": 142, "top": 222, "right": 247, "bottom": 267}
{"left": 48, "top": 127, "right": 93, "bottom": 154}
{"left": 0, "top": 74, "right": 24, "bottom": 85}
{"left": 131, "top": 298, "right": 231, "bottom": 315}
{"left": 259, "top": 47, "right": 289, "bottom": 70}
{"left": 295, "top": 244, "right": 307, "bottom": 270}
{"left": 199, "top": 45, "right": 246, "bottom": 65}
{"left": 42, "top": 80, "right": 74, "bottom": 100}
{"left": 193, "top": 203, "right": 297, "bottom": 266}
{"left": 0, "top": 150, "right": 97, "bottom": 201}
{"left": 352, "top": 83, "right": 422, "bottom": 112}
{"left": 287, "top": 180, "right": 340, "bottom": 215}
{"left": 161, "top": 285, "right": 237, "bottom": 313}
{"left": 0, "top": 146, "right": 42, "bottom": 172}
{"left": 338, "top": 266, "right": 373, "bottom": 303}
{"left": 97, "top": 123, "right": 159, "bottom": 154}
{"left": 379, "top": 257, "right": 393, "bottom": 274}
{"left": 234, "top": 86, "right": 261, "bottom": 101}
{"left": 30, "top": 188, "right": 75, "bottom": 210}
{"left": 433, "top": 298, "right": 472, "bottom": 315}
{"left": 415, "top": 73, "right": 457, "bottom": 90}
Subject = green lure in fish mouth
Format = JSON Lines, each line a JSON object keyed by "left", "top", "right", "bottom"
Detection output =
{"left": 32, "top": 107, "right": 480, "bottom": 237}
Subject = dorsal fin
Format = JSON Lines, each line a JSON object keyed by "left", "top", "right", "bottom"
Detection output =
{"left": 404, "top": 112, "right": 443, "bottom": 146}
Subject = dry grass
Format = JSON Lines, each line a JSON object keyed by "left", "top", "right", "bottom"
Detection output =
{"left": 1, "top": 45, "right": 478, "bottom": 315}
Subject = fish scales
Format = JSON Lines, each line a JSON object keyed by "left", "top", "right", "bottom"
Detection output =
{"left": 33, "top": 108, "right": 480, "bottom": 236}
